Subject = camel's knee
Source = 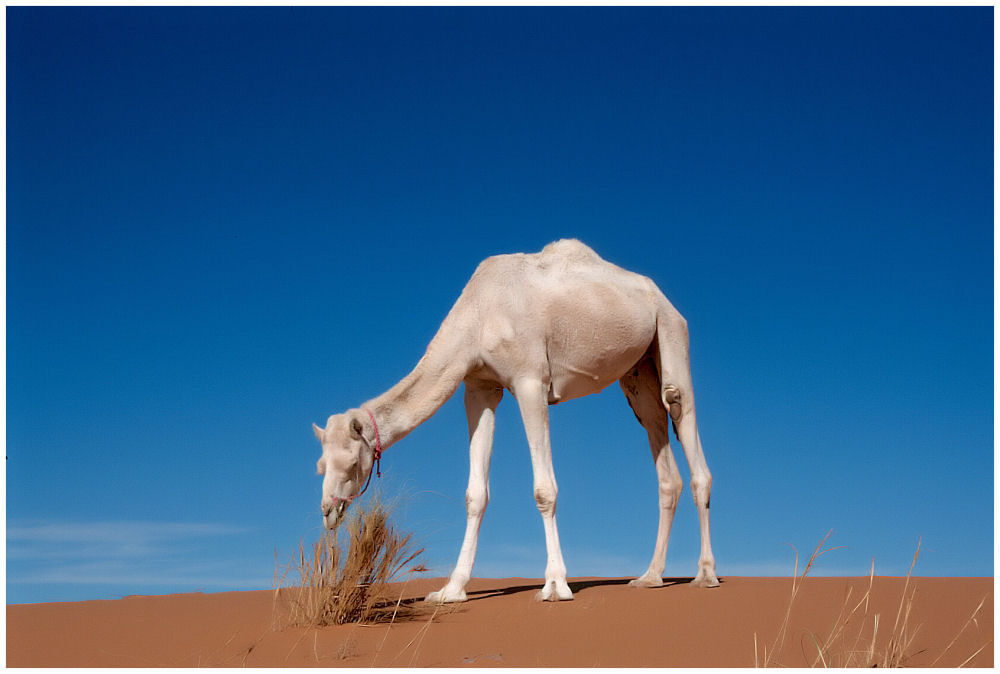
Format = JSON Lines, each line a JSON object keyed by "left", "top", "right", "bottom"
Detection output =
{"left": 659, "top": 475, "right": 683, "bottom": 510}
{"left": 690, "top": 472, "right": 712, "bottom": 509}
{"left": 466, "top": 484, "right": 488, "bottom": 519}
{"left": 534, "top": 483, "right": 557, "bottom": 515}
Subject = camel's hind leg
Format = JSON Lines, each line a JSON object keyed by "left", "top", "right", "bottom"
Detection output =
{"left": 656, "top": 308, "right": 719, "bottom": 588}
{"left": 620, "top": 354, "right": 683, "bottom": 588}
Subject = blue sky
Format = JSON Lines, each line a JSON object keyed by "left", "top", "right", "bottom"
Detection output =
{"left": 6, "top": 7, "right": 993, "bottom": 604}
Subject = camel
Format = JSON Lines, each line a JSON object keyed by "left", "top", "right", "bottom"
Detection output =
{"left": 312, "top": 239, "right": 718, "bottom": 603}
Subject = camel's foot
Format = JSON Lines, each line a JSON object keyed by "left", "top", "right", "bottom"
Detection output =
{"left": 690, "top": 571, "right": 720, "bottom": 588}
{"left": 534, "top": 579, "right": 573, "bottom": 602}
{"left": 628, "top": 572, "right": 664, "bottom": 588}
{"left": 425, "top": 586, "right": 467, "bottom": 604}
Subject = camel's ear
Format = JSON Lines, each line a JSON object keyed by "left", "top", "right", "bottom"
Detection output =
{"left": 312, "top": 423, "right": 324, "bottom": 442}
{"left": 349, "top": 416, "right": 363, "bottom": 440}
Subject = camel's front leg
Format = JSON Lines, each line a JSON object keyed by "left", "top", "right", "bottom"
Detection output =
{"left": 512, "top": 378, "right": 573, "bottom": 602}
{"left": 426, "top": 382, "right": 502, "bottom": 604}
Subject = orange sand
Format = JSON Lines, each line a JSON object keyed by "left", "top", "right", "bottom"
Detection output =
{"left": 7, "top": 576, "right": 992, "bottom": 667}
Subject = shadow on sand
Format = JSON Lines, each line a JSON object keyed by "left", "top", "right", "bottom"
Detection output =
{"left": 381, "top": 576, "right": 725, "bottom": 615}
{"left": 460, "top": 576, "right": 722, "bottom": 602}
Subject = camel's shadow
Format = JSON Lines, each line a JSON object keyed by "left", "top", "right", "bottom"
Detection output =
{"left": 462, "top": 576, "right": 714, "bottom": 602}
{"left": 386, "top": 577, "right": 725, "bottom": 611}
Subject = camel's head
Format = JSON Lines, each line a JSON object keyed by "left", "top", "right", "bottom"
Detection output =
{"left": 312, "top": 411, "right": 377, "bottom": 530}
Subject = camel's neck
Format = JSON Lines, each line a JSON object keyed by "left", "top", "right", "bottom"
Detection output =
{"left": 362, "top": 318, "right": 472, "bottom": 449}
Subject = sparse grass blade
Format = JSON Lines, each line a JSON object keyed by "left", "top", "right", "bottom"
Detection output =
{"left": 764, "top": 529, "right": 839, "bottom": 667}
{"left": 757, "top": 533, "right": 990, "bottom": 668}
{"left": 930, "top": 594, "right": 989, "bottom": 667}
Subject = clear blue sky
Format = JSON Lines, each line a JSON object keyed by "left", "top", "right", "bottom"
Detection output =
{"left": 7, "top": 7, "right": 993, "bottom": 604}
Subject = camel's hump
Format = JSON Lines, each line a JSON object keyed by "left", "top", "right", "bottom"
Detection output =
{"left": 468, "top": 239, "right": 608, "bottom": 281}
{"left": 539, "top": 238, "right": 600, "bottom": 261}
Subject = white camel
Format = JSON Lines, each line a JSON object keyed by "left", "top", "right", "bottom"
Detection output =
{"left": 312, "top": 239, "right": 718, "bottom": 603}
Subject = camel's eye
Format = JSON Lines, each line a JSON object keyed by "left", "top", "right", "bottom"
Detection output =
{"left": 316, "top": 457, "right": 326, "bottom": 476}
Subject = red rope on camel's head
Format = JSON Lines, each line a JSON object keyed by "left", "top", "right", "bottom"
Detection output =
{"left": 363, "top": 407, "right": 382, "bottom": 478}
{"left": 352, "top": 407, "right": 382, "bottom": 499}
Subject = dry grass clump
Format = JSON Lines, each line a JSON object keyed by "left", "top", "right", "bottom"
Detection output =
{"left": 755, "top": 531, "right": 991, "bottom": 668}
{"left": 274, "top": 498, "right": 429, "bottom": 627}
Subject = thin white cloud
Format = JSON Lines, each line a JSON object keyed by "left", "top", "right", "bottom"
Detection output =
{"left": 7, "top": 521, "right": 253, "bottom": 563}
{"left": 12, "top": 559, "right": 263, "bottom": 588}
{"left": 7, "top": 519, "right": 260, "bottom": 592}
{"left": 8, "top": 520, "right": 250, "bottom": 544}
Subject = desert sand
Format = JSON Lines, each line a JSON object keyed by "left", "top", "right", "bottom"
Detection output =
{"left": 7, "top": 576, "right": 992, "bottom": 668}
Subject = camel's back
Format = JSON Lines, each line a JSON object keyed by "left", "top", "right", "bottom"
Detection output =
{"left": 459, "top": 240, "right": 665, "bottom": 399}
{"left": 473, "top": 239, "right": 657, "bottom": 299}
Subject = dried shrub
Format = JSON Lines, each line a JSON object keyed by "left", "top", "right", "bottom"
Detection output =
{"left": 274, "top": 498, "right": 429, "bottom": 627}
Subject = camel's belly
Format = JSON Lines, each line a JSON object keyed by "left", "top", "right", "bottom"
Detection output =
{"left": 544, "top": 293, "right": 656, "bottom": 404}
{"left": 472, "top": 265, "right": 659, "bottom": 400}
{"left": 546, "top": 340, "right": 651, "bottom": 403}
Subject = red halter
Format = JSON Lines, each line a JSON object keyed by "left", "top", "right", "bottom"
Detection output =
{"left": 330, "top": 408, "right": 383, "bottom": 509}
{"left": 361, "top": 408, "right": 382, "bottom": 480}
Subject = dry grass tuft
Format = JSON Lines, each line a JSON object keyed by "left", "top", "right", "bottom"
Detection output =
{"left": 756, "top": 529, "right": 843, "bottom": 667}
{"left": 755, "top": 532, "right": 991, "bottom": 668}
{"left": 273, "top": 498, "right": 430, "bottom": 628}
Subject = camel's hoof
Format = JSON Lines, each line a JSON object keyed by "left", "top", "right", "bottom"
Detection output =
{"left": 629, "top": 575, "right": 664, "bottom": 588}
{"left": 690, "top": 574, "right": 720, "bottom": 588}
{"left": 425, "top": 587, "right": 467, "bottom": 604}
{"left": 534, "top": 580, "right": 574, "bottom": 602}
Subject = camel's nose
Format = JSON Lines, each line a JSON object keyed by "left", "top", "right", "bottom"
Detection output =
{"left": 322, "top": 499, "right": 348, "bottom": 529}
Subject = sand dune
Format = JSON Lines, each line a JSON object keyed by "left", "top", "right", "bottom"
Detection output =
{"left": 7, "top": 576, "right": 992, "bottom": 667}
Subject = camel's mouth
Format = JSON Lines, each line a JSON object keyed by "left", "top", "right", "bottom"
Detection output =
{"left": 324, "top": 505, "right": 348, "bottom": 531}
